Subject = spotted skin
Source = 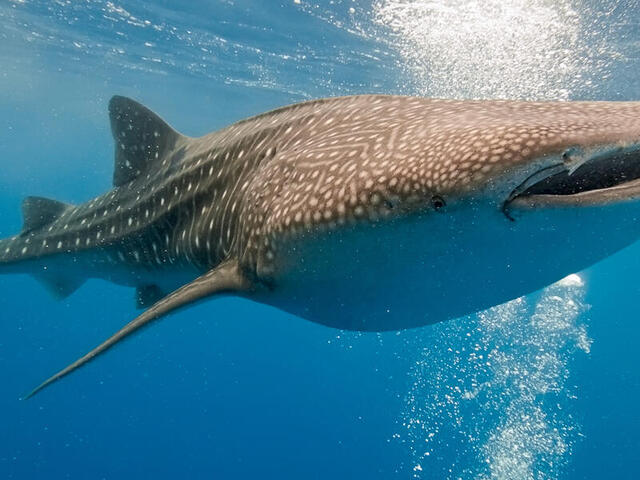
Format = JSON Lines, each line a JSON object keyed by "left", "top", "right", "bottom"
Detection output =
{"left": 3, "top": 95, "right": 640, "bottom": 280}
{"left": 4, "top": 94, "right": 640, "bottom": 398}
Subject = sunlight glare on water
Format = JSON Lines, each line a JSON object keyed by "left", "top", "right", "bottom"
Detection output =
{"left": 372, "top": 0, "right": 622, "bottom": 100}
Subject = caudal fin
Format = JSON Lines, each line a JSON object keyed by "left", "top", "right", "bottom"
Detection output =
{"left": 0, "top": 197, "right": 82, "bottom": 298}
{"left": 0, "top": 237, "right": 15, "bottom": 268}
{"left": 0, "top": 196, "right": 73, "bottom": 266}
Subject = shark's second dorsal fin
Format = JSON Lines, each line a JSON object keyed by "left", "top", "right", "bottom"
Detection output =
{"left": 21, "top": 196, "right": 72, "bottom": 234}
{"left": 109, "top": 96, "right": 185, "bottom": 187}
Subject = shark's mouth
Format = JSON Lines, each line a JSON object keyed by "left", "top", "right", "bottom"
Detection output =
{"left": 505, "top": 146, "right": 640, "bottom": 214}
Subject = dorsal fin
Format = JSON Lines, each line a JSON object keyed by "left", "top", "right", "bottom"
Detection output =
{"left": 109, "top": 96, "right": 185, "bottom": 187}
{"left": 21, "top": 196, "right": 72, "bottom": 233}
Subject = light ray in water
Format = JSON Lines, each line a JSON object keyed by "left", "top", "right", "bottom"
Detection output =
{"left": 397, "top": 275, "right": 591, "bottom": 479}
{"left": 369, "top": 3, "right": 612, "bottom": 476}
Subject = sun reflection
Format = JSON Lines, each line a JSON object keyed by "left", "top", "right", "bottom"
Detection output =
{"left": 373, "top": 0, "right": 614, "bottom": 100}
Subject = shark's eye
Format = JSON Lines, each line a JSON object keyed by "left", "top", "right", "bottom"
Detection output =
{"left": 431, "top": 195, "right": 446, "bottom": 211}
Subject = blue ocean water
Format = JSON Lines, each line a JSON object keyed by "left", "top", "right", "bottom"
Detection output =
{"left": 0, "top": 1, "right": 639, "bottom": 479}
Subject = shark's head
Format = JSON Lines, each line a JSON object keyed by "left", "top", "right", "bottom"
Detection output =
{"left": 399, "top": 100, "right": 640, "bottom": 308}
{"left": 391, "top": 101, "right": 640, "bottom": 221}
{"left": 255, "top": 98, "right": 640, "bottom": 329}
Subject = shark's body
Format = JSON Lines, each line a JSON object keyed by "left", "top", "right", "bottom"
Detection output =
{"left": 3, "top": 95, "right": 640, "bottom": 397}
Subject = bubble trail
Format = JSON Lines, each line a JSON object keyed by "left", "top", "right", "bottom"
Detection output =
{"left": 397, "top": 275, "right": 591, "bottom": 479}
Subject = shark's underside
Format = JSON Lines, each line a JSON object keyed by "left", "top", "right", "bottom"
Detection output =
{"left": 3, "top": 94, "right": 640, "bottom": 398}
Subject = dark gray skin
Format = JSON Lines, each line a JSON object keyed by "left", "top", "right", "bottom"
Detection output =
{"left": 2, "top": 95, "right": 640, "bottom": 398}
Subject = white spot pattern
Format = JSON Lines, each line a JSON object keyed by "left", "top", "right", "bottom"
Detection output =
{"left": 2, "top": 94, "right": 640, "bottom": 285}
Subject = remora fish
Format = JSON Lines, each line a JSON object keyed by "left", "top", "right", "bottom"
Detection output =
{"left": 3, "top": 95, "right": 640, "bottom": 398}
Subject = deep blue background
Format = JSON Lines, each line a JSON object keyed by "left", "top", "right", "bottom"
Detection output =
{"left": 0, "top": 1, "right": 639, "bottom": 479}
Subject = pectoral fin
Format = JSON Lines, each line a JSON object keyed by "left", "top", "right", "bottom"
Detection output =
{"left": 23, "top": 260, "right": 251, "bottom": 399}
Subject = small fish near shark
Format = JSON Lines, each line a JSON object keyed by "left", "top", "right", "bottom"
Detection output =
{"left": 3, "top": 94, "right": 640, "bottom": 399}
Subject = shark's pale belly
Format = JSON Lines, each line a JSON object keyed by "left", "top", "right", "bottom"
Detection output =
{"left": 257, "top": 212, "right": 510, "bottom": 330}
{"left": 258, "top": 201, "right": 640, "bottom": 331}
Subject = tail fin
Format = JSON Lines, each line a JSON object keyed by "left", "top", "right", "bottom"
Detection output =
{"left": 0, "top": 236, "right": 15, "bottom": 267}
{"left": 1, "top": 197, "right": 82, "bottom": 298}
{"left": 0, "top": 196, "right": 72, "bottom": 266}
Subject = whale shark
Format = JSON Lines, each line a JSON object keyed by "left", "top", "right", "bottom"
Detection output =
{"left": 3, "top": 95, "right": 640, "bottom": 398}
